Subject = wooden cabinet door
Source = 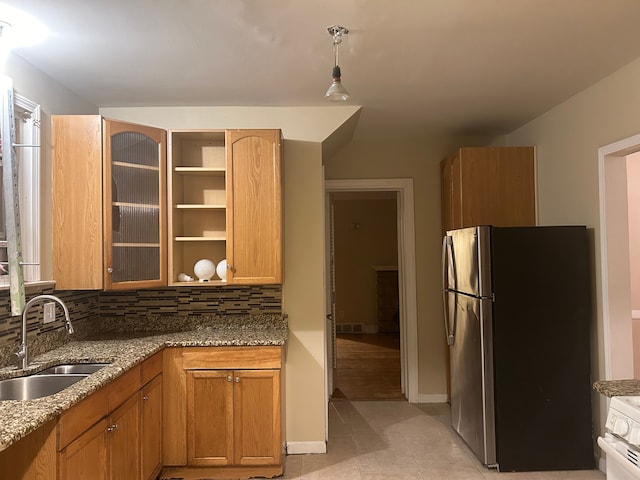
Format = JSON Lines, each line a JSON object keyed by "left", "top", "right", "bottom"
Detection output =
{"left": 0, "top": 420, "right": 56, "bottom": 480}
{"left": 53, "top": 115, "right": 168, "bottom": 290}
{"left": 186, "top": 370, "right": 234, "bottom": 466}
{"left": 440, "top": 147, "right": 535, "bottom": 232}
{"left": 226, "top": 129, "right": 282, "bottom": 284}
{"left": 103, "top": 119, "right": 167, "bottom": 290}
{"left": 141, "top": 375, "right": 163, "bottom": 480}
{"left": 59, "top": 418, "right": 109, "bottom": 480}
{"left": 108, "top": 394, "right": 141, "bottom": 480}
{"left": 457, "top": 147, "right": 535, "bottom": 228}
{"left": 52, "top": 115, "right": 104, "bottom": 290}
{"left": 233, "top": 369, "right": 281, "bottom": 466}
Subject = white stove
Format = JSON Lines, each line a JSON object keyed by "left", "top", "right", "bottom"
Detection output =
{"left": 600, "top": 396, "right": 640, "bottom": 479}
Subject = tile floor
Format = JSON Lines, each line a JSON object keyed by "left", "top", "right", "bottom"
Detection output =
{"left": 281, "top": 401, "right": 605, "bottom": 480}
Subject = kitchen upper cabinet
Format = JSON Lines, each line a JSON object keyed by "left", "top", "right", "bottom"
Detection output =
{"left": 52, "top": 116, "right": 167, "bottom": 290}
{"left": 226, "top": 130, "right": 282, "bottom": 284}
{"left": 162, "top": 346, "right": 284, "bottom": 479}
{"left": 440, "top": 146, "right": 536, "bottom": 234}
{"left": 168, "top": 129, "right": 282, "bottom": 285}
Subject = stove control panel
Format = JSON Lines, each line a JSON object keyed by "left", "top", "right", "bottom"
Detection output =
{"left": 607, "top": 396, "right": 640, "bottom": 447}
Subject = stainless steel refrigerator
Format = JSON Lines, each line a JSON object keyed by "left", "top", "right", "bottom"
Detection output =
{"left": 441, "top": 226, "right": 593, "bottom": 472}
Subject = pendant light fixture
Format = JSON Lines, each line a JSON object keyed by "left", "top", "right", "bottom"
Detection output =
{"left": 325, "top": 25, "right": 349, "bottom": 101}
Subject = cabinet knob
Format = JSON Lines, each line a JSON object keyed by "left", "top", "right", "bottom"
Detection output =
{"left": 107, "top": 267, "right": 113, "bottom": 274}
{"left": 107, "top": 423, "right": 118, "bottom": 432}
{"left": 227, "top": 375, "right": 232, "bottom": 382}
{"left": 227, "top": 264, "right": 233, "bottom": 270}
{"left": 143, "top": 395, "right": 149, "bottom": 401}
{"left": 234, "top": 377, "right": 240, "bottom": 383}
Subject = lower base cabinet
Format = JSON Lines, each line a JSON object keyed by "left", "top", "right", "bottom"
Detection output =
{"left": 109, "top": 394, "right": 141, "bottom": 480}
{"left": 162, "top": 346, "right": 284, "bottom": 479}
{"left": 59, "top": 395, "right": 140, "bottom": 480}
{"left": 58, "top": 352, "right": 162, "bottom": 480}
{"left": 0, "top": 346, "right": 282, "bottom": 480}
{"left": 141, "top": 374, "right": 163, "bottom": 480}
{"left": 187, "top": 369, "right": 281, "bottom": 466}
{"left": 59, "top": 419, "right": 109, "bottom": 480}
{"left": 0, "top": 419, "right": 57, "bottom": 480}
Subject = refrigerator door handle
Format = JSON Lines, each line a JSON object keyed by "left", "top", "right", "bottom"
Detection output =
{"left": 442, "top": 235, "right": 456, "bottom": 345}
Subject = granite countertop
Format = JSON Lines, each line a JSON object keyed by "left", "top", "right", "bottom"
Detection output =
{"left": 593, "top": 379, "right": 640, "bottom": 397}
{"left": 0, "top": 323, "right": 288, "bottom": 452}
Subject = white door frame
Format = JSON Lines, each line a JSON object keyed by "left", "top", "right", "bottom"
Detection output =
{"left": 598, "top": 133, "right": 640, "bottom": 380}
{"left": 324, "top": 178, "right": 419, "bottom": 403}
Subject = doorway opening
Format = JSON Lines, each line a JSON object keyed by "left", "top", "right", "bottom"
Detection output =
{"left": 599, "top": 133, "right": 640, "bottom": 380}
{"left": 330, "top": 191, "right": 404, "bottom": 400}
{"left": 324, "top": 178, "right": 418, "bottom": 409}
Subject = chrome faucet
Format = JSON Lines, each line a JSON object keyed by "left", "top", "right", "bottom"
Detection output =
{"left": 14, "top": 294, "right": 75, "bottom": 370}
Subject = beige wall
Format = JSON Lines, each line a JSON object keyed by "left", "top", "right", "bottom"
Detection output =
{"left": 333, "top": 197, "right": 397, "bottom": 329}
{"left": 324, "top": 135, "right": 494, "bottom": 396}
{"left": 504, "top": 55, "right": 640, "bottom": 452}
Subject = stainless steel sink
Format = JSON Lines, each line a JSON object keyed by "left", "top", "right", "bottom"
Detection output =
{"left": 37, "top": 363, "right": 109, "bottom": 375}
{"left": 0, "top": 374, "right": 87, "bottom": 400}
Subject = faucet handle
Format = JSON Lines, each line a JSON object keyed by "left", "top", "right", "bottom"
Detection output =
{"left": 12, "top": 345, "right": 26, "bottom": 368}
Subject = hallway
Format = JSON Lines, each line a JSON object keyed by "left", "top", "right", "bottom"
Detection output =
{"left": 332, "top": 333, "right": 404, "bottom": 400}
{"left": 281, "top": 401, "right": 604, "bottom": 479}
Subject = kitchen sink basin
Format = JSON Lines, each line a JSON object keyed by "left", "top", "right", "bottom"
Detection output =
{"left": 0, "top": 374, "right": 87, "bottom": 400}
{"left": 37, "top": 363, "right": 110, "bottom": 375}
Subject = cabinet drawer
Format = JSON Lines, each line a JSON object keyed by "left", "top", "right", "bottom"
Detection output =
{"left": 58, "top": 387, "right": 109, "bottom": 450}
{"left": 141, "top": 351, "right": 162, "bottom": 385}
{"left": 182, "top": 346, "right": 282, "bottom": 370}
{"left": 108, "top": 365, "right": 141, "bottom": 412}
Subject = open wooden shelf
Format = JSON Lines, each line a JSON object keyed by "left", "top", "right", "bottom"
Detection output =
{"left": 168, "top": 130, "right": 227, "bottom": 285}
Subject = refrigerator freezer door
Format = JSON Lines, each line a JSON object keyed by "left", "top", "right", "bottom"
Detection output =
{"left": 445, "top": 226, "right": 492, "bottom": 298}
{"left": 449, "top": 293, "right": 496, "bottom": 466}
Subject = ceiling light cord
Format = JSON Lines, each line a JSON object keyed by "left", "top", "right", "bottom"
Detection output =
{"left": 325, "top": 25, "right": 350, "bottom": 102}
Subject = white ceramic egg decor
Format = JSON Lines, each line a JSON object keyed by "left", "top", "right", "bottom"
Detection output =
{"left": 216, "top": 259, "right": 227, "bottom": 282}
{"left": 193, "top": 259, "right": 216, "bottom": 282}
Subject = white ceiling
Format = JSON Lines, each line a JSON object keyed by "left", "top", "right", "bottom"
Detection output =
{"left": 5, "top": 0, "right": 640, "bottom": 139}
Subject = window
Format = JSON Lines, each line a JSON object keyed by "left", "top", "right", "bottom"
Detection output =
{"left": 0, "top": 92, "right": 41, "bottom": 286}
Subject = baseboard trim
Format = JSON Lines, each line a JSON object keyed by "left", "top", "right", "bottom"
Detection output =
{"left": 286, "top": 441, "right": 327, "bottom": 455}
{"left": 416, "top": 393, "right": 448, "bottom": 403}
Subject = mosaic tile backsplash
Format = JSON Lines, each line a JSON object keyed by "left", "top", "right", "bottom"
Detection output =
{"left": 0, "top": 283, "right": 282, "bottom": 367}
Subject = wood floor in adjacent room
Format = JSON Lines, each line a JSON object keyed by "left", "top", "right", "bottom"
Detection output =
{"left": 332, "top": 333, "right": 405, "bottom": 401}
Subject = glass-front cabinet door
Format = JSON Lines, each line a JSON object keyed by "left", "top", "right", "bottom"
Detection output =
{"left": 103, "top": 120, "right": 167, "bottom": 290}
